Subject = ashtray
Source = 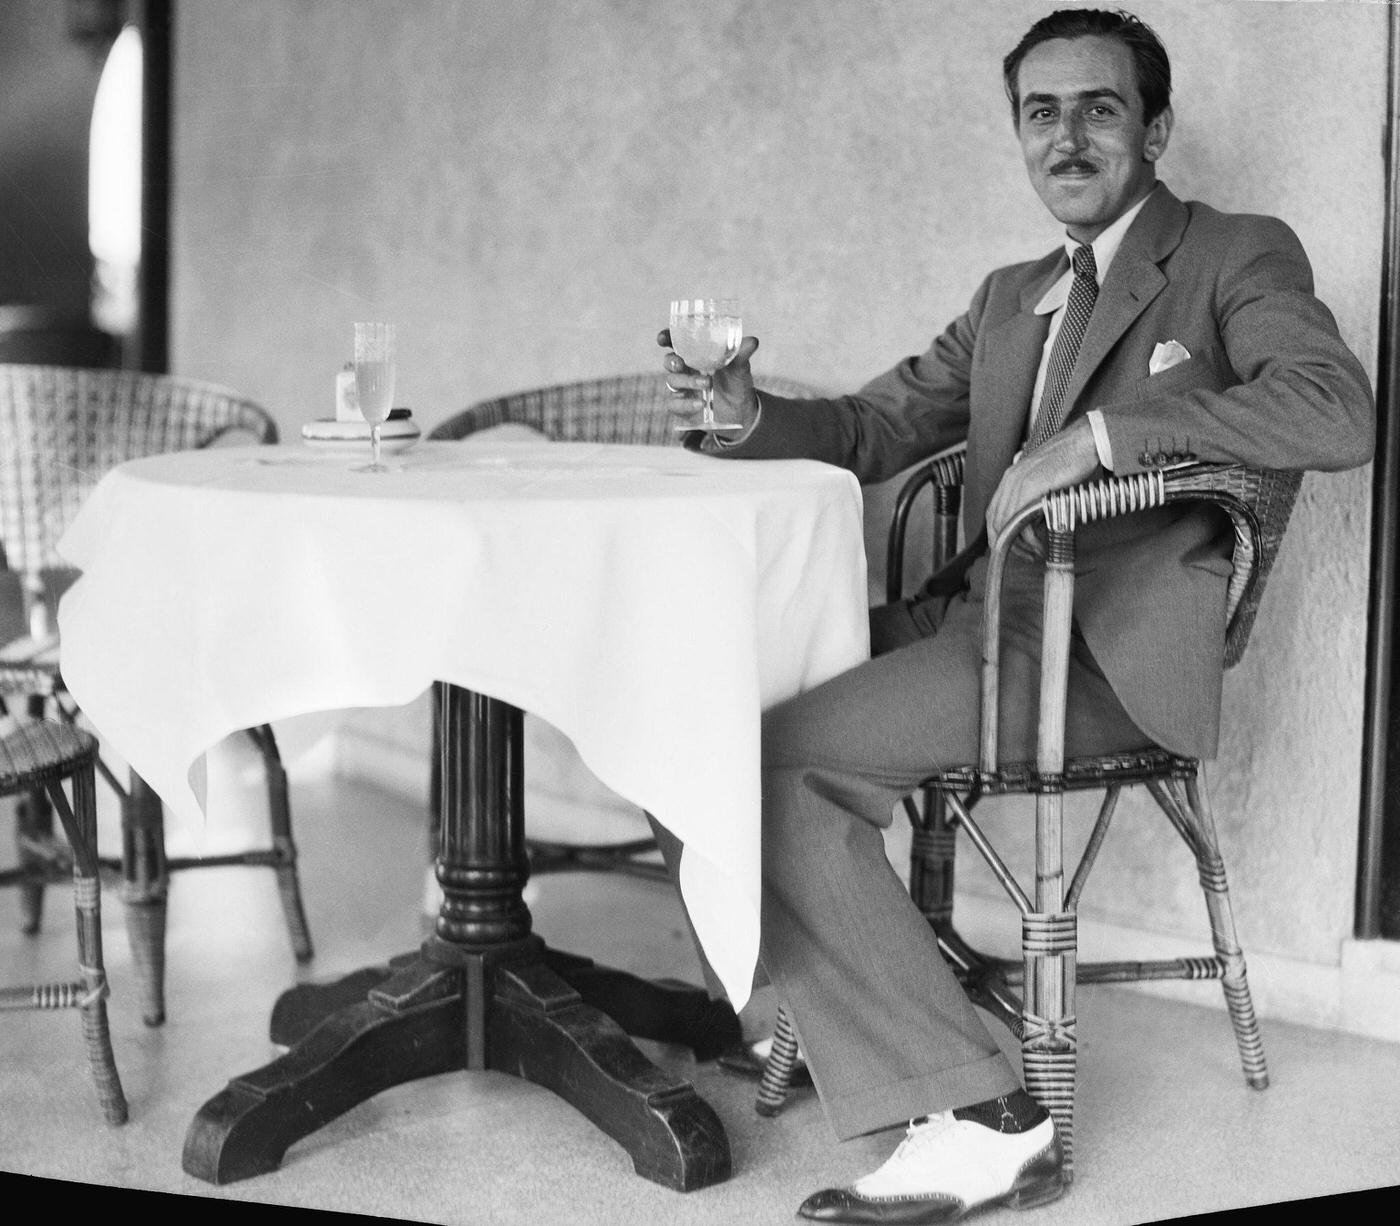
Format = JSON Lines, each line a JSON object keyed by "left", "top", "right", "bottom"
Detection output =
{"left": 301, "top": 409, "right": 421, "bottom": 454}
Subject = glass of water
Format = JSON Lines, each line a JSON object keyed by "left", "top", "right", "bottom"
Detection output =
{"left": 353, "top": 322, "right": 397, "bottom": 471}
{"left": 668, "top": 299, "right": 743, "bottom": 434}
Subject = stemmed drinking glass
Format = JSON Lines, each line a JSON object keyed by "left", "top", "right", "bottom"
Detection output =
{"left": 353, "top": 322, "right": 397, "bottom": 472}
{"left": 668, "top": 299, "right": 743, "bottom": 434}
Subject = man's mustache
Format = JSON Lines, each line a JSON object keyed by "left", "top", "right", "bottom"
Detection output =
{"left": 1050, "top": 158, "right": 1098, "bottom": 174}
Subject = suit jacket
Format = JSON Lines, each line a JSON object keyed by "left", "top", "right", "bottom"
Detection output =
{"left": 721, "top": 184, "right": 1374, "bottom": 758}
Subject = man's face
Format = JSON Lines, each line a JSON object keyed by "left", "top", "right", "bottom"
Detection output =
{"left": 1014, "top": 35, "right": 1171, "bottom": 242}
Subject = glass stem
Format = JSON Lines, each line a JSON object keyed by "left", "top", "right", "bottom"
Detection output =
{"left": 371, "top": 424, "right": 382, "bottom": 468}
{"left": 703, "top": 380, "right": 715, "bottom": 428}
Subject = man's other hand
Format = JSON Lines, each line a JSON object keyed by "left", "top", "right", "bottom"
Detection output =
{"left": 985, "top": 419, "right": 1101, "bottom": 542}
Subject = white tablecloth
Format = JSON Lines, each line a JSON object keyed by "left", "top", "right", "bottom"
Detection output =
{"left": 56, "top": 439, "right": 869, "bottom": 1007}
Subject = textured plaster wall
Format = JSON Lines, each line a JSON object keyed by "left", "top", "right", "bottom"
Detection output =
{"left": 171, "top": 0, "right": 1384, "bottom": 973}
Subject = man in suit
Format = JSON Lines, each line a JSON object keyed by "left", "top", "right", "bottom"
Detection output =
{"left": 660, "top": 9, "right": 1374, "bottom": 1223}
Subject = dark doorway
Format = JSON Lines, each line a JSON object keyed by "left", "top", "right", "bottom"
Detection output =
{"left": 0, "top": 0, "right": 170, "bottom": 372}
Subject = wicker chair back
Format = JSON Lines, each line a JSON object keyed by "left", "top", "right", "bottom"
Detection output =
{"left": 428, "top": 371, "right": 817, "bottom": 444}
{"left": 0, "top": 363, "right": 277, "bottom": 584}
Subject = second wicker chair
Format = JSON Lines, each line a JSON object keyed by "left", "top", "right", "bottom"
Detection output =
{"left": 0, "top": 363, "right": 315, "bottom": 1027}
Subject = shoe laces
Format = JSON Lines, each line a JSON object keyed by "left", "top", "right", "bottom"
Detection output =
{"left": 851, "top": 1112, "right": 962, "bottom": 1197}
{"left": 886, "top": 1111, "right": 958, "bottom": 1164}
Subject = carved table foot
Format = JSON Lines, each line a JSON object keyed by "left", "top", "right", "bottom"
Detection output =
{"left": 269, "top": 947, "right": 742, "bottom": 1061}
{"left": 183, "top": 957, "right": 465, "bottom": 1184}
{"left": 185, "top": 938, "right": 732, "bottom": 1191}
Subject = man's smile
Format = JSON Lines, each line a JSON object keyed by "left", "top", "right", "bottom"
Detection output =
{"left": 1049, "top": 159, "right": 1098, "bottom": 177}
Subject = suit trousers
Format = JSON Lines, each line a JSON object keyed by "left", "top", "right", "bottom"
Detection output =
{"left": 658, "top": 543, "right": 1155, "bottom": 1141}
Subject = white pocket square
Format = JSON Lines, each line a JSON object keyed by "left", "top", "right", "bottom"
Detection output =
{"left": 1149, "top": 340, "right": 1191, "bottom": 376}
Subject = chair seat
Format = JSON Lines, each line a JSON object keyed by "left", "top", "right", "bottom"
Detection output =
{"left": 0, "top": 717, "right": 97, "bottom": 792}
{"left": 924, "top": 747, "right": 1198, "bottom": 796}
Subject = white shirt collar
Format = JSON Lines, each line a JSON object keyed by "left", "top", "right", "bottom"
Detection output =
{"left": 1032, "top": 190, "right": 1154, "bottom": 315}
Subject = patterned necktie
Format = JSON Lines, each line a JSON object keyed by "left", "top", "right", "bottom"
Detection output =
{"left": 1026, "top": 242, "right": 1098, "bottom": 451}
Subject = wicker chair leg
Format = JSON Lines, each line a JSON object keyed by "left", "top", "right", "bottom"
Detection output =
{"left": 15, "top": 786, "right": 53, "bottom": 934}
{"left": 1018, "top": 527, "right": 1080, "bottom": 1177}
{"left": 78, "top": 978, "right": 127, "bottom": 1125}
{"left": 124, "top": 897, "right": 166, "bottom": 1030}
{"left": 756, "top": 1005, "right": 802, "bottom": 1117}
{"left": 1181, "top": 774, "right": 1268, "bottom": 1090}
{"left": 906, "top": 788, "right": 957, "bottom": 926}
{"left": 248, "top": 725, "right": 314, "bottom": 963}
{"left": 120, "top": 771, "right": 168, "bottom": 1027}
{"left": 1021, "top": 911, "right": 1077, "bottom": 1181}
{"left": 48, "top": 765, "right": 127, "bottom": 1125}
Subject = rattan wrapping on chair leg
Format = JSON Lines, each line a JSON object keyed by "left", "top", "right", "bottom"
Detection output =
{"left": 907, "top": 794, "right": 959, "bottom": 927}
{"left": 51, "top": 763, "right": 127, "bottom": 1124}
{"left": 756, "top": 1006, "right": 803, "bottom": 1117}
{"left": 1021, "top": 910, "right": 1077, "bottom": 1179}
{"left": 1181, "top": 772, "right": 1268, "bottom": 1089}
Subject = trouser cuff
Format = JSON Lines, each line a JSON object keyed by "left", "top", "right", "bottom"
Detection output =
{"left": 822, "top": 1049, "right": 1022, "bottom": 1141}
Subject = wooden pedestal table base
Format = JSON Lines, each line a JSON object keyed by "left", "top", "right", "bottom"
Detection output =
{"left": 181, "top": 686, "right": 740, "bottom": 1192}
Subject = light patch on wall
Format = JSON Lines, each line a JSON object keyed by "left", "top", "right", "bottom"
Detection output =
{"left": 88, "top": 23, "right": 142, "bottom": 336}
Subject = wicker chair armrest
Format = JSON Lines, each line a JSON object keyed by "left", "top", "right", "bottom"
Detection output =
{"left": 978, "top": 461, "right": 1300, "bottom": 774}
{"left": 1039, "top": 462, "right": 1301, "bottom": 663}
{"left": 886, "top": 444, "right": 969, "bottom": 602}
{"left": 1160, "top": 464, "right": 1301, "bottom": 666}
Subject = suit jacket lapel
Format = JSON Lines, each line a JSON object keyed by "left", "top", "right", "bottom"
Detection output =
{"left": 1056, "top": 185, "right": 1188, "bottom": 422}
{"left": 963, "top": 262, "right": 1061, "bottom": 529}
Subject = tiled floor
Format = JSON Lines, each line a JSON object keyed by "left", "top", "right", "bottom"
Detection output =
{"left": 2, "top": 758, "right": 1399, "bottom": 1224}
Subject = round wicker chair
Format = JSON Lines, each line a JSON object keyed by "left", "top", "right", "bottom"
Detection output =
{"left": 0, "top": 363, "right": 315, "bottom": 1027}
{"left": 756, "top": 449, "right": 1291, "bottom": 1181}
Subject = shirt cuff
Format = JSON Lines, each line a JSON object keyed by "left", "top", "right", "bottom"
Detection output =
{"left": 703, "top": 390, "right": 763, "bottom": 451}
{"left": 1087, "top": 409, "right": 1114, "bottom": 470}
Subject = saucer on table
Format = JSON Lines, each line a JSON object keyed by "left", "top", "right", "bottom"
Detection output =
{"left": 301, "top": 409, "right": 421, "bottom": 455}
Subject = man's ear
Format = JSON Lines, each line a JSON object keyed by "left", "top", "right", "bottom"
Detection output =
{"left": 1144, "top": 104, "right": 1173, "bottom": 163}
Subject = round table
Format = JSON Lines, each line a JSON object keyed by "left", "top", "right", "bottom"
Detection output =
{"left": 57, "top": 438, "right": 869, "bottom": 1189}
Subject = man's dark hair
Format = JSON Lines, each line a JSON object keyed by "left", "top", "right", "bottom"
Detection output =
{"left": 1002, "top": 8, "right": 1172, "bottom": 124}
